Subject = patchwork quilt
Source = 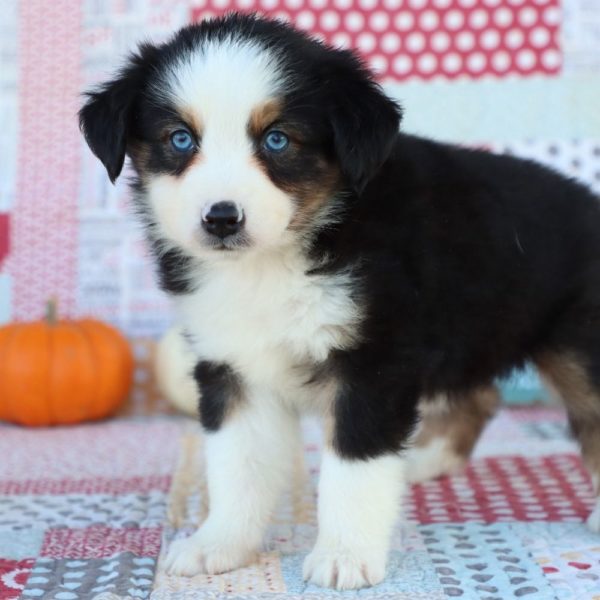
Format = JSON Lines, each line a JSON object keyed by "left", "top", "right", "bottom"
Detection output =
{"left": 1, "top": 408, "right": 600, "bottom": 599}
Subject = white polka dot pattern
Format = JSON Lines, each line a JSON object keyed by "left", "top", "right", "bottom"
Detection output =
{"left": 191, "top": 0, "right": 561, "bottom": 81}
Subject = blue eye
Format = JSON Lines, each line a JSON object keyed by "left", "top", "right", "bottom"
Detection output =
{"left": 263, "top": 130, "right": 289, "bottom": 153}
{"left": 170, "top": 130, "right": 194, "bottom": 152}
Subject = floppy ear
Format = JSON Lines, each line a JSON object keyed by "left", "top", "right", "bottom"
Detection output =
{"left": 78, "top": 44, "right": 156, "bottom": 183}
{"left": 324, "top": 51, "right": 402, "bottom": 193}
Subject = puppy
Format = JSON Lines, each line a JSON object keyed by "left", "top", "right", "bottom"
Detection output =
{"left": 80, "top": 14, "right": 600, "bottom": 590}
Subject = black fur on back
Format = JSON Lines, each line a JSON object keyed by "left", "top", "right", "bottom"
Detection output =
{"left": 315, "top": 135, "right": 600, "bottom": 458}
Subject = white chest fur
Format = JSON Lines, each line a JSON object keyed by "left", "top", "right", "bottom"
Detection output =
{"left": 176, "top": 247, "right": 361, "bottom": 395}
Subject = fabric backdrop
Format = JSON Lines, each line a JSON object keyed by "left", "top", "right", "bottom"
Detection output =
{"left": 0, "top": 0, "right": 599, "bottom": 337}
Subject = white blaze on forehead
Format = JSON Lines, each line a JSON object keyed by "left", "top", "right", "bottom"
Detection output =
{"left": 163, "top": 38, "right": 286, "bottom": 144}
{"left": 146, "top": 36, "right": 297, "bottom": 256}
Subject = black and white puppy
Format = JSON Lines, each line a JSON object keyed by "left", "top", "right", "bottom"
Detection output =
{"left": 80, "top": 13, "right": 600, "bottom": 590}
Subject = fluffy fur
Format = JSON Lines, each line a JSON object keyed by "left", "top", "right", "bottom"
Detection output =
{"left": 154, "top": 326, "right": 199, "bottom": 416}
{"left": 80, "top": 14, "right": 600, "bottom": 590}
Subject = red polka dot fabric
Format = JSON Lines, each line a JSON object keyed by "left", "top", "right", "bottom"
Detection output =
{"left": 191, "top": 0, "right": 562, "bottom": 81}
{"left": 406, "top": 454, "right": 593, "bottom": 524}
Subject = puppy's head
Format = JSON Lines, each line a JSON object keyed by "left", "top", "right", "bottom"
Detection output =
{"left": 79, "top": 14, "right": 401, "bottom": 259}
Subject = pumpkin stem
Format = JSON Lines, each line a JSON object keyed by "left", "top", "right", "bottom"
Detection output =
{"left": 46, "top": 298, "right": 58, "bottom": 325}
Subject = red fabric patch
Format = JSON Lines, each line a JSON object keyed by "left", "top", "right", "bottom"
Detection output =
{"left": 41, "top": 526, "right": 162, "bottom": 559}
{"left": 567, "top": 561, "right": 592, "bottom": 570}
{"left": 543, "top": 566, "right": 559, "bottom": 573}
{"left": 191, "top": 0, "right": 561, "bottom": 81}
{"left": 0, "top": 559, "right": 35, "bottom": 600}
{"left": 0, "top": 214, "right": 9, "bottom": 270}
{"left": 407, "top": 454, "right": 594, "bottom": 524}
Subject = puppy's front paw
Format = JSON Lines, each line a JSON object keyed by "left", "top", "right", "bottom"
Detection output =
{"left": 303, "top": 544, "right": 386, "bottom": 590}
{"left": 163, "top": 531, "right": 255, "bottom": 577}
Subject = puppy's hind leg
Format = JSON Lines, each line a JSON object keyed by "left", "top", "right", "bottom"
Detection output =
{"left": 536, "top": 351, "right": 600, "bottom": 531}
{"left": 406, "top": 386, "right": 500, "bottom": 483}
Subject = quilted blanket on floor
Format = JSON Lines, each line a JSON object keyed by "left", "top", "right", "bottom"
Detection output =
{"left": 1, "top": 408, "right": 599, "bottom": 599}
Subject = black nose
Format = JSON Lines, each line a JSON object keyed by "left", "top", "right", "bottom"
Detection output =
{"left": 201, "top": 201, "right": 244, "bottom": 239}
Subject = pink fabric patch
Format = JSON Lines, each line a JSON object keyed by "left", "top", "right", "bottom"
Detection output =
{"left": 41, "top": 526, "right": 162, "bottom": 558}
{"left": 8, "top": 0, "right": 82, "bottom": 319}
{"left": 0, "top": 214, "right": 9, "bottom": 270}
{"left": 0, "top": 421, "right": 181, "bottom": 481}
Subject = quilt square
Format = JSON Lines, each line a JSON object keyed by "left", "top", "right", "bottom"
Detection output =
{"left": 155, "top": 551, "right": 287, "bottom": 595}
{"left": 406, "top": 453, "right": 594, "bottom": 524}
{"left": 420, "top": 522, "right": 555, "bottom": 598}
{"left": 514, "top": 522, "right": 600, "bottom": 600}
{"left": 0, "top": 492, "right": 167, "bottom": 530}
{"left": 280, "top": 550, "right": 444, "bottom": 598}
{"left": 0, "top": 558, "right": 35, "bottom": 600}
{"left": 40, "top": 526, "right": 162, "bottom": 559}
{"left": 0, "top": 529, "right": 45, "bottom": 561}
{"left": 20, "top": 554, "right": 156, "bottom": 599}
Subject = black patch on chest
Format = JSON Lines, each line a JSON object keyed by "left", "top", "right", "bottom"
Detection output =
{"left": 149, "top": 239, "right": 199, "bottom": 295}
{"left": 194, "top": 361, "right": 243, "bottom": 430}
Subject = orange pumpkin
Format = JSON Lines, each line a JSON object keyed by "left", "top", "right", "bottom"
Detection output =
{"left": 0, "top": 301, "right": 134, "bottom": 426}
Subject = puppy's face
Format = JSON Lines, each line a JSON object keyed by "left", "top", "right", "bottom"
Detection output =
{"left": 130, "top": 40, "right": 340, "bottom": 256}
{"left": 80, "top": 15, "right": 401, "bottom": 262}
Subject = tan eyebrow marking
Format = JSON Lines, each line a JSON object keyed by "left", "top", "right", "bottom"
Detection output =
{"left": 248, "top": 99, "right": 282, "bottom": 138}
{"left": 177, "top": 106, "right": 204, "bottom": 139}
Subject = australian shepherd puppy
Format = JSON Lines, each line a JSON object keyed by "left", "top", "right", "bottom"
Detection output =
{"left": 80, "top": 13, "right": 600, "bottom": 590}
